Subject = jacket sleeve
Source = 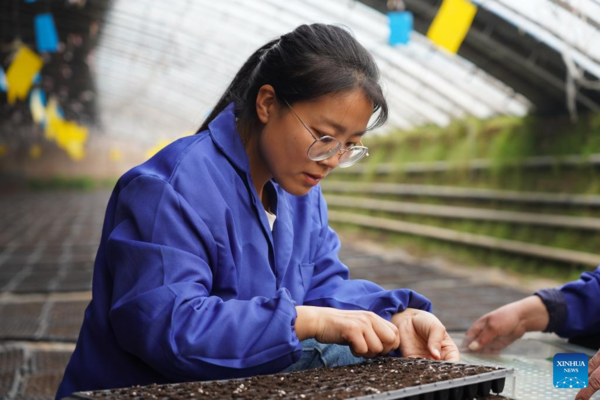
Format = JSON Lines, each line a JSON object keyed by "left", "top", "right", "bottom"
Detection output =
{"left": 552, "top": 266, "right": 600, "bottom": 338}
{"left": 106, "top": 175, "right": 302, "bottom": 382}
{"left": 302, "top": 187, "right": 432, "bottom": 321}
{"left": 534, "top": 288, "right": 567, "bottom": 333}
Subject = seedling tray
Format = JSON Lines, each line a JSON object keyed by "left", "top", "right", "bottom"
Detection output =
{"left": 65, "top": 357, "right": 515, "bottom": 400}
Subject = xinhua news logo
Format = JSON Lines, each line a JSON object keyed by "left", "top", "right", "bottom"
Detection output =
{"left": 553, "top": 353, "right": 588, "bottom": 389}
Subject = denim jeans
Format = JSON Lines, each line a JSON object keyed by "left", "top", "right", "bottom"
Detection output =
{"left": 281, "top": 339, "right": 366, "bottom": 373}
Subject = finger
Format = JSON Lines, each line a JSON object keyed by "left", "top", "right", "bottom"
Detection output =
{"left": 426, "top": 322, "right": 446, "bottom": 360}
{"left": 444, "top": 348, "right": 461, "bottom": 362}
{"left": 464, "top": 318, "right": 484, "bottom": 341}
{"left": 575, "top": 368, "right": 600, "bottom": 400}
{"left": 466, "top": 318, "right": 501, "bottom": 352}
{"left": 589, "top": 350, "right": 600, "bottom": 376}
{"left": 386, "top": 319, "right": 401, "bottom": 346}
{"left": 363, "top": 328, "right": 384, "bottom": 358}
{"left": 441, "top": 336, "right": 460, "bottom": 362}
{"left": 387, "top": 319, "right": 401, "bottom": 351}
{"left": 372, "top": 319, "right": 400, "bottom": 355}
{"left": 462, "top": 317, "right": 486, "bottom": 351}
{"left": 346, "top": 330, "right": 369, "bottom": 358}
{"left": 392, "top": 324, "right": 401, "bottom": 352}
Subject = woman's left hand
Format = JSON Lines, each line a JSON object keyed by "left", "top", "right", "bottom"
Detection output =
{"left": 391, "top": 308, "right": 460, "bottom": 362}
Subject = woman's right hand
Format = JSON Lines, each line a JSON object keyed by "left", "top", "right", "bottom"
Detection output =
{"left": 295, "top": 306, "right": 400, "bottom": 358}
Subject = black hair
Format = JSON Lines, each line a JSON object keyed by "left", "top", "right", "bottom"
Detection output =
{"left": 197, "top": 23, "right": 388, "bottom": 136}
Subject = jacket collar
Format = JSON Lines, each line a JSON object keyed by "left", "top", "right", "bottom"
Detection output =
{"left": 208, "top": 102, "right": 251, "bottom": 173}
{"left": 207, "top": 102, "right": 283, "bottom": 248}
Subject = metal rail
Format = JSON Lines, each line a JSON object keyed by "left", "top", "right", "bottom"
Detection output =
{"left": 321, "top": 181, "right": 600, "bottom": 207}
{"left": 333, "top": 154, "right": 600, "bottom": 175}
{"left": 325, "top": 195, "right": 600, "bottom": 231}
{"left": 328, "top": 210, "right": 600, "bottom": 267}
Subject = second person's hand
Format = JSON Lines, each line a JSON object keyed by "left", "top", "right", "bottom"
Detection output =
{"left": 463, "top": 296, "right": 550, "bottom": 353}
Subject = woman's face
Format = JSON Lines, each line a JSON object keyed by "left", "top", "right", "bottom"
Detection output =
{"left": 257, "top": 87, "right": 374, "bottom": 196}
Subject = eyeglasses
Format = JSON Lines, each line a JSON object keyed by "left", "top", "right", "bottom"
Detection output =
{"left": 283, "top": 99, "right": 369, "bottom": 168}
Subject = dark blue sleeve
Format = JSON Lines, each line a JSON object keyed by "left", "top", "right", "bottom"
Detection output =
{"left": 302, "top": 187, "right": 432, "bottom": 321}
{"left": 107, "top": 175, "right": 302, "bottom": 382}
{"left": 545, "top": 266, "right": 600, "bottom": 338}
{"left": 534, "top": 289, "right": 567, "bottom": 333}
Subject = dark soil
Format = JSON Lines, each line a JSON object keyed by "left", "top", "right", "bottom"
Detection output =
{"left": 73, "top": 357, "right": 512, "bottom": 400}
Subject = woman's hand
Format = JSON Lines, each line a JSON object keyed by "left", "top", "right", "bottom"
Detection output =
{"left": 391, "top": 308, "right": 460, "bottom": 362}
{"left": 295, "top": 306, "right": 400, "bottom": 358}
{"left": 462, "top": 296, "right": 549, "bottom": 354}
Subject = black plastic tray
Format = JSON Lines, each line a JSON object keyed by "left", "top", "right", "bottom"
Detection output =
{"left": 65, "top": 359, "right": 515, "bottom": 400}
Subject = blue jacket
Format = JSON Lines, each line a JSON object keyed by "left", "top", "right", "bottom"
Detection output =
{"left": 55, "top": 103, "right": 432, "bottom": 398}
{"left": 536, "top": 267, "right": 600, "bottom": 338}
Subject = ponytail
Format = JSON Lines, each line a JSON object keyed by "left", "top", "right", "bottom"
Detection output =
{"left": 196, "top": 38, "right": 281, "bottom": 133}
{"left": 196, "top": 24, "right": 388, "bottom": 136}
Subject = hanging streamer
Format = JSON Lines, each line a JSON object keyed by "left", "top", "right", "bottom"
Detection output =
{"left": 45, "top": 97, "right": 63, "bottom": 140}
{"left": 45, "top": 96, "right": 88, "bottom": 161}
{"left": 55, "top": 120, "right": 88, "bottom": 161}
{"left": 30, "top": 88, "right": 47, "bottom": 125}
{"left": 388, "top": 11, "right": 413, "bottom": 45}
{"left": 0, "top": 68, "right": 7, "bottom": 92}
{"left": 6, "top": 45, "right": 43, "bottom": 105}
{"left": 35, "top": 13, "right": 60, "bottom": 53}
{"left": 427, "top": 0, "right": 477, "bottom": 54}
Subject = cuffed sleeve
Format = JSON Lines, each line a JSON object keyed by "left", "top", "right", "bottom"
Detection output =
{"left": 107, "top": 175, "right": 302, "bottom": 381}
{"left": 552, "top": 266, "right": 600, "bottom": 338}
{"left": 534, "top": 288, "right": 567, "bottom": 334}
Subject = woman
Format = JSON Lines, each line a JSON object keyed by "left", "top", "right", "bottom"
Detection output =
{"left": 56, "top": 23, "right": 459, "bottom": 399}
